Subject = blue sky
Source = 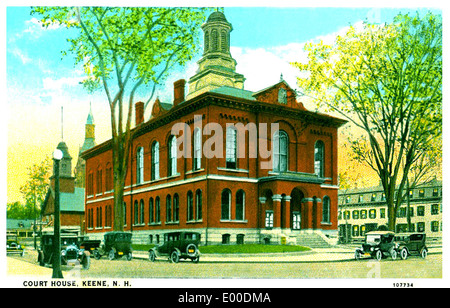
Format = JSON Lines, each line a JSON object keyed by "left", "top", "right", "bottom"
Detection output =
{"left": 4, "top": 4, "right": 443, "bottom": 203}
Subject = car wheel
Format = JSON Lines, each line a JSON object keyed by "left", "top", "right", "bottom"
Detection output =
{"left": 191, "top": 256, "right": 200, "bottom": 263}
{"left": 108, "top": 249, "right": 115, "bottom": 261}
{"left": 38, "top": 251, "right": 45, "bottom": 266}
{"left": 420, "top": 248, "right": 428, "bottom": 259}
{"left": 93, "top": 249, "right": 101, "bottom": 260}
{"left": 82, "top": 255, "right": 91, "bottom": 270}
{"left": 390, "top": 249, "right": 397, "bottom": 260}
{"left": 375, "top": 250, "right": 383, "bottom": 261}
{"left": 126, "top": 252, "right": 132, "bottom": 261}
{"left": 354, "top": 251, "right": 361, "bottom": 260}
{"left": 170, "top": 251, "right": 180, "bottom": 263}
{"left": 149, "top": 250, "right": 156, "bottom": 262}
{"left": 400, "top": 248, "right": 408, "bottom": 260}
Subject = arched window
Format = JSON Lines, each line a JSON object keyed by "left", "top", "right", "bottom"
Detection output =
{"left": 168, "top": 135, "right": 177, "bottom": 176}
{"left": 173, "top": 194, "right": 179, "bottom": 222}
{"left": 149, "top": 197, "right": 154, "bottom": 223}
{"left": 166, "top": 194, "right": 172, "bottom": 222}
{"left": 136, "top": 146, "right": 144, "bottom": 184}
{"left": 134, "top": 200, "right": 139, "bottom": 225}
{"left": 236, "top": 190, "right": 245, "bottom": 221}
{"left": 273, "top": 130, "right": 288, "bottom": 172}
{"left": 211, "top": 29, "right": 218, "bottom": 51}
{"left": 151, "top": 141, "right": 159, "bottom": 180}
{"left": 193, "top": 127, "right": 202, "bottom": 171}
{"left": 204, "top": 30, "right": 209, "bottom": 53}
{"left": 155, "top": 196, "right": 160, "bottom": 223}
{"left": 314, "top": 141, "right": 325, "bottom": 177}
{"left": 226, "top": 126, "right": 237, "bottom": 169}
{"left": 140, "top": 199, "right": 145, "bottom": 224}
{"left": 187, "top": 191, "right": 194, "bottom": 221}
{"left": 322, "top": 196, "right": 330, "bottom": 223}
{"left": 221, "top": 189, "right": 231, "bottom": 220}
{"left": 221, "top": 29, "right": 227, "bottom": 52}
{"left": 196, "top": 189, "right": 202, "bottom": 220}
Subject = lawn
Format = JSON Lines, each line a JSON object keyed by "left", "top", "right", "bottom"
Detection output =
{"left": 132, "top": 244, "right": 310, "bottom": 254}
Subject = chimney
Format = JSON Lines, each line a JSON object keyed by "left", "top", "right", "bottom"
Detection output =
{"left": 173, "top": 79, "right": 186, "bottom": 106}
{"left": 135, "top": 101, "right": 144, "bottom": 126}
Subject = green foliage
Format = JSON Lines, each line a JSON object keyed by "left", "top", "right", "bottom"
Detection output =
{"left": 14, "top": 157, "right": 52, "bottom": 219}
{"left": 30, "top": 7, "right": 212, "bottom": 106}
{"left": 292, "top": 12, "right": 442, "bottom": 230}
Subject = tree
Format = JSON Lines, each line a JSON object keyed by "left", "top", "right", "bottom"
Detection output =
{"left": 31, "top": 7, "right": 212, "bottom": 231}
{"left": 19, "top": 157, "right": 52, "bottom": 220}
{"left": 292, "top": 12, "right": 442, "bottom": 231}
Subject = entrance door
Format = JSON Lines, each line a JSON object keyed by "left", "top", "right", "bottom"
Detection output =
{"left": 292, "top": 212, "right": 301, "bottom": 230}
{"left": 290, "top": 188, "right": 304, "bottom": 230}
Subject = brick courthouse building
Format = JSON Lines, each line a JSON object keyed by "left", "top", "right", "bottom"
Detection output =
{"left": 82, "top": 11, "right": 347, "bottom": 246}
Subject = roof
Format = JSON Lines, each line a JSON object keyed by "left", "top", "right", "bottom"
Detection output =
{"left": 6, "top": 219, "right": 34, "bottom": 230}
{"left": 210, "top": 86, "right": 256, "bottom": 101}
{"left": 60, "top": 187, "right": 85, "bottom": 212}
{"left": 207, "top": 11, "right": 228, "bottom": 23}
{"left": 41, "top": 187, "right": 85, "bottom": 214}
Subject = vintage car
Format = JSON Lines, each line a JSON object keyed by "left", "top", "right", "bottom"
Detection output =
{"left": 6, "top": 234, "right": 24, "bottom": 257}
{"left": 93, "top": 231, "right": 133, "bottom": 261}
{"left": 394, "top": 232, "right": 428, "bottom": 260}
{"left": 37, "top": 232, "right": 90, "bottom": 270}
{"left": 355, "top": 231, "right": 398, "bottom": 261}
{"left": 148, "top": 231, "right": 201, "bottom": 263}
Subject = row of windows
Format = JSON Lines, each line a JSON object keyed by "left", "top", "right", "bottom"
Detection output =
{"left": 86, "top": 188, "right": 247, "bottom": 229}
{"left": 343, "top": 187, "right": 441, "bottom": 204}
{"left": 127, "top": 190, "right": 204, "bottom": 226}
{"left": 348, "top": 221, "right": 442, "bottom": 237}
{"left": 88, "top": 129, "right": 327, "bottom": 196}
{"left": 339, "top": 204, "right": 441, "bottom": 220}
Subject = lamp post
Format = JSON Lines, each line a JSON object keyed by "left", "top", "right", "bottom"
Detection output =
{"left": 52, "top": 148, "right": 63, "bottom": 279}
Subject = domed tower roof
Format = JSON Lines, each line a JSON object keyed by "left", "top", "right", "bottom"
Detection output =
{"left": 207, "top": 11, "right": 228, "bottom": 23}
{"left": 57, "top": 141, "right": 72, "bottom": 159}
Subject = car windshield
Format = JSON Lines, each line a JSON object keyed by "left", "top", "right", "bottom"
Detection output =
{"left": 366, "top": 234, "right": 381, "bottom": 244}
{"left": 61, "top": 238, "right": 77, "bottom": 245}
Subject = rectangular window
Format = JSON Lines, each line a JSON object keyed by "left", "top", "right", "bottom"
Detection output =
{"left": 380, "top": 208, "right": 386, "bottom": 219}
{"left": 265, "top": 211, "right": 274, "bottom": 229}
{"left": 431, "top": 204, "right": 439, "bottom": 215}
{"left": 419, "top": 189, "right": 425, "bottom": 198}
{"left": 226, "top": 127, "right": 237, "bottom": 169}
{"left": 417, "top": 206, "right": 425, "bottom": 216}
{"left": 292, "top": 212, "right": 301, "bottom": 230}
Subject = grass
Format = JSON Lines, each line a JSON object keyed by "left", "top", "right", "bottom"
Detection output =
{"left": 132, "top": 244, "right": 310, "bottom": 254}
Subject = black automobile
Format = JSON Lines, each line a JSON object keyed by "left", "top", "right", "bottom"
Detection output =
{"left": 148, "top": 232, "right": 201, "bottom": 263}
{"left": 394, "top": 232, "right": 428, "bottom": 260}
{"left": 6, "top": 235, "right": 24, "bottom": 257}
{"left": 355, "top": 231, "right": 398, "bottom": 261}
{"left": 37, "top": 232, "right": 90, "bottom": 270}
{"left": 93, "top": 232, "right": 133, "bottom": 261}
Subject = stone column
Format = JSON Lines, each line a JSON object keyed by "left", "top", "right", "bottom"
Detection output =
{"left": 302, "top": 198, "right": 314, "bottom": 229}
{"left": 272, "top": 194, "right": 282, "bottom": 229}
{"left": 283, "top": 195, "right": 291, "bottom": 230}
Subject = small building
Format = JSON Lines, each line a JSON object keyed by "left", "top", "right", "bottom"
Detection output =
{"left": 41, "top": 141, "right": 85, "bottom": 232}
{"left": 338, "top": 179, "right": 442, "bottom": 243}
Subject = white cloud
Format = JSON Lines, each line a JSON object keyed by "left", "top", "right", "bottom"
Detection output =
{"left": 10, "top": 47, "right": 31, "bottom": 64}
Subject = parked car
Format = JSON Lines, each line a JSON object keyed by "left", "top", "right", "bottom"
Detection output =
{"left": 93, "top": 232, "right": 133, "bottom": 261}
{"left": 6, "top": 234, "right": 24, "bottom": 257}
{"left": 394, "top": 232, "right": 428, "bottom": 260}
{"left": 149, "top": 231, "right": 201, "bottom": 263}
{"left": 355, "top": 231, "right": 398, "bottom": 261}
{"left": 37, "top": 232, "right": 90, "bottom": 269}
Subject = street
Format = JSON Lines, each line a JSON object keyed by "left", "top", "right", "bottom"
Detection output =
{"left": 8, "top": 249, "right": 442, "bottom": 279}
